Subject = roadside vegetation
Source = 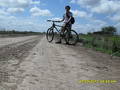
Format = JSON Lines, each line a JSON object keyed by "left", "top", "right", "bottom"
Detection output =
{"left": 0, "top": 30, "right": 44, "bottom": 37}
{"left": 79, "top": 26, "right": 120, "bottom": 57}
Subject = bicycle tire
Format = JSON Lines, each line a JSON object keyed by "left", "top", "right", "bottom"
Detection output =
{"left": 65, "top": 30, "right": 79, "bottom": 45}
{"left": 46, "top": 28, "right": 54, "bottom": 42}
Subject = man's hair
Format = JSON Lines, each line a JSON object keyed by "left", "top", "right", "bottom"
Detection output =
{"left": 65, "top": 5, "right": 71, "bottom": 10}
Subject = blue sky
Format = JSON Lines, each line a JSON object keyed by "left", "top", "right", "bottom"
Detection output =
{"left": 0, "top": 0, "right": 120, "bottom": 34}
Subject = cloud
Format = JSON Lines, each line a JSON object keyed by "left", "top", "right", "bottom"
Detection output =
{"left": 0, "top": 14, "right": 47, "bottom": 32}
{"left": 31, "top": 1, "right": 40, "bottom": 5}
{"left": 73, "top": 19, "right": 107, "bottom": 34}
{"left": 91, "top": 0, "right": 120, "bottom": 14}
{"left": 110, "top": 13, "right": 120, "bottom": 22}
{"left": 0, "top": 14, "right": 17, "bottom": 30}
{"left": 0, "top": 0, "right": 31, "bottom": 8}
{"left": 7, "top": 8, "right": 24, "bottom": 13}
{"left": 0, "top": 0, "right": 41, "bottom": 8}
{"left": 70, "top": 0, "right": 120, "bottom": 14}
{"left": 30, "top": 7, "right": 52, "bottom": 16}
{"left": 71, "top": 10, "right": 88, "bottom": 18}
{"left": 0, "top": 0, "right": 41, "bottom": 14}
{"left": 0, "top": 0, "right": 51, "bottom": 15}
{"left": 71, "top": 0, "right": 100, "bottom": 7}
{"left": 0, "top": 9, "right": 9, "bottom": 16}
{"left": 70, "top": 0, "right": 76, "bottom": 4}
{"left": 79, "top": 0, "right": 100, "bottom": 7}
{"left": 92, "top": 19, "right": 107, "bottom": 27}
{"left": 0, "top": 0, "right": 41, "bottom": 13}
{"left": 73, "top": 24, "right": 99, "bottom": 34}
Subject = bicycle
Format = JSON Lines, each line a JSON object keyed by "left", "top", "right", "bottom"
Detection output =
{"left": 46, "top": 20, "right": 79, "bottom": 45}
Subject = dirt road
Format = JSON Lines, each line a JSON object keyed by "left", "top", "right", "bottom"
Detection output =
{"left": 0, "top": 35, "right": 120, "bottom": 90}
{"left": 0, "top": 36, "right": 39, "bottom": 48}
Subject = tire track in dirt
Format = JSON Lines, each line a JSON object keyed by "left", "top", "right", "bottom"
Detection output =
{"left": 0, "top": 36, "right": 39, "bottom": 48}
{"left": 0, "top": 35, "right": 43, "bottom": 90}
{"left": 0, "top": 36, "right": 40, "bottom": 61}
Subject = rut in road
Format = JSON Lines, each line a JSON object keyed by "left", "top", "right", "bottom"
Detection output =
{"left": 0, "top": 36, "right": 42, "bottom": 90}
{"left": 0, "top": 36, "right": 39, "bottom": 48}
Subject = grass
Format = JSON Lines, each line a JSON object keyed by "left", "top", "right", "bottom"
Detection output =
{"left": 80, "top": 34, "right": 120, "bottom": 57}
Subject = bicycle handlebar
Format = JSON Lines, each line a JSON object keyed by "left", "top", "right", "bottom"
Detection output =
{"left": 47, "top": 20, "right": 60, "bottom": 22}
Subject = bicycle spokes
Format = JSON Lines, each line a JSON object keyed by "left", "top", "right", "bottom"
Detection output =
{"left": 65, "top": 30, "right": 79, "bottom": 45}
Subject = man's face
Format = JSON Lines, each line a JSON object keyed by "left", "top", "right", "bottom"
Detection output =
{"left": 65, "top": 8, "right": 70, "bottom": 12}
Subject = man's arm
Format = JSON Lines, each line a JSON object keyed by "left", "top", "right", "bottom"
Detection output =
{"left": 56, "top": 15, "right": 65, "bottom": 22}
{"left": 60, "top": 18, "right": 64, "bottom": 22}
{"left": 58, "top": 17, "right": 64, "bottom": 22}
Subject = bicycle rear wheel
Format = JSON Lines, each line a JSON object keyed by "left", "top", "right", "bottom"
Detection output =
{"left": 46, "top": 28, "right": 54, "bottom": 42}
{"left": 65, "top": 30, "right": 79, "bottom": 45}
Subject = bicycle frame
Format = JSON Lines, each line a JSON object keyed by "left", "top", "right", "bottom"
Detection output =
{"left": 49, "top": 22, "right": 62, "bottom": 33}
{"left": 49, "top": 21, "right": 70, "bottom": 34}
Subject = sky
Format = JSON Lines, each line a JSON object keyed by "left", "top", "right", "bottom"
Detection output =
{"left": 0, "top": 0, "right": 120, "bottom": 34}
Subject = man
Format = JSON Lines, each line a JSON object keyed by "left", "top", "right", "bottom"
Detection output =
{"left": 56, "top": 5, "right": 73, "bottom": 44}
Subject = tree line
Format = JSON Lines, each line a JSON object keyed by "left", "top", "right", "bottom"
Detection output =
{"left": 0, "top": 30, "right": 43, "bottom": 35}
{"left": 88, "top": 26, "right": 117, "bottom": 35}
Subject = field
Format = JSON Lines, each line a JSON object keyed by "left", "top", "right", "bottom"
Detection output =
{"left": 80, "top": 34, "right": 120, "bottom": 57}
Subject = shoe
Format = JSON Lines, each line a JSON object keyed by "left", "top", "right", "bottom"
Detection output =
{"left": 55, "top": 41, "right": 61, "bottom": 44}
{"left": 66, "top": 42, "right": 69, "bottom": 45}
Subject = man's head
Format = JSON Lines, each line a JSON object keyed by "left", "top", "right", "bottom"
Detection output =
{"left": 65, "top": 6, "right": 71, "bottom": 12}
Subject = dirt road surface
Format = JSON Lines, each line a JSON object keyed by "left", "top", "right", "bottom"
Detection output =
{"left": 0, "top": 36, "right": 38, "bottom": 48}
{"left": 0, "top": 35, "right": 120, "bottom": 90}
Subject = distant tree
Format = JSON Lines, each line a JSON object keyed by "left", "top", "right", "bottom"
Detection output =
{"left": 101, "top": 26, "right": 116, "bottom": 35}
{"left": 87, "top": 32, "right": 92, "bottom": 35}
{"left": 93, "top": 31, "right": 103, "bottom": 35}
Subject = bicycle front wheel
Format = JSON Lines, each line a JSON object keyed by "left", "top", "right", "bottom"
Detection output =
{"left": 65, "top": 30, "right": 79, "bottom": 45}
{"left": 46, "top": 28, "right": 54, "bottom": 42}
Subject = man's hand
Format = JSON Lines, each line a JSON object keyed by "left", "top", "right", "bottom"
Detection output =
{"left": 57, "top": 21, "right": 62, "bottom": 22}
